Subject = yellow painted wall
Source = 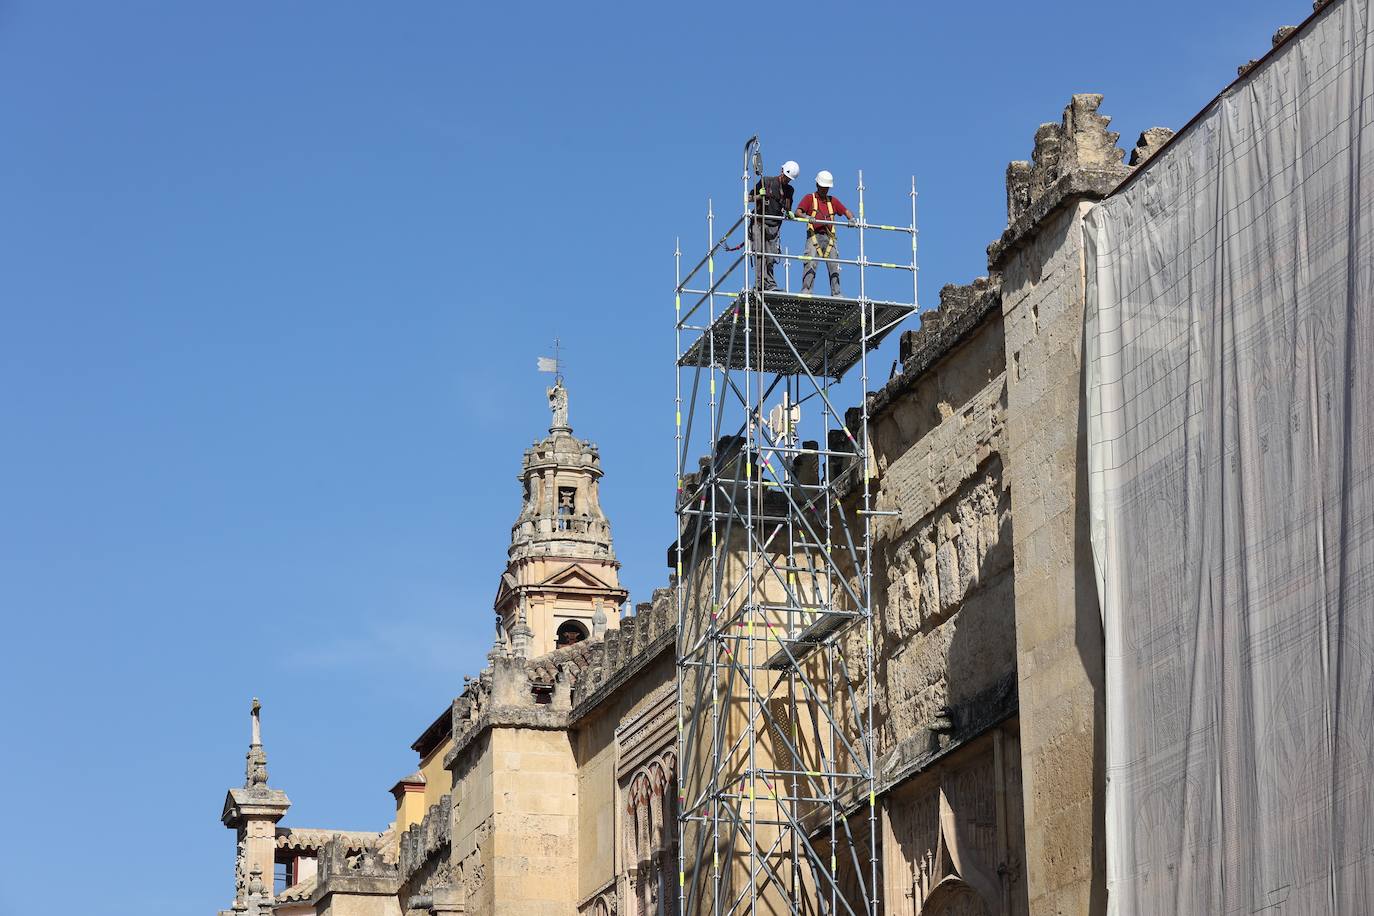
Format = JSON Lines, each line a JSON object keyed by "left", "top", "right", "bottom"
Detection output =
{"left": 395, "top": 730, "right": 457, "bottom": 832}
{"left": 395, "top": 787, "right": 427, "bottom": 832}
{"left": 420, "top": 735, "right": 455, "bottom": 810}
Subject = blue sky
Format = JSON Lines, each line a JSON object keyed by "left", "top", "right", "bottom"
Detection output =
{"left": 0, "top": 1, "right": 1303, "bottom": 912}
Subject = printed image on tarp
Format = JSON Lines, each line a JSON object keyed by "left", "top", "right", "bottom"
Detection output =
{"left": 1085, "top": 0, "right": 1374, "bottom": 912}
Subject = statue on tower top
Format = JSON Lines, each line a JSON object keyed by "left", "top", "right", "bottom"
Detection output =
{"left": 548, "top": 381, "right": 569, "bottom": 430}
{"left": 538, "top": 337, "right": 570, "bottom": 430}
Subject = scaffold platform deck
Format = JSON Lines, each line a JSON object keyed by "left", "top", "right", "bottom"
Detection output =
{"left": 763, "top": 609, "right": 857, "bottom": 670}
{"left": 678, "top": 290, "right": 914, "bottom": 379}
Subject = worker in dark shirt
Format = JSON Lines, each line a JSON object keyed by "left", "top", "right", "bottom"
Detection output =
{"left": 794, "top": 169, "right": 855, "bottom": 296}
{"left": 750, "top": 160, "right": 799, "bottom": 291}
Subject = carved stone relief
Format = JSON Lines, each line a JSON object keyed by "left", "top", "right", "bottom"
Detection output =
{"left": 885, "top": 735, "right": 1023, "bottom": 915}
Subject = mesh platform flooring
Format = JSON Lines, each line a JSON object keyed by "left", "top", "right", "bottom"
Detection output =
{"left": 678, "top": 290, "right": 915, "bottom": 379}
{"left": 763, "top": 610, "right": 857, "bottom": 670}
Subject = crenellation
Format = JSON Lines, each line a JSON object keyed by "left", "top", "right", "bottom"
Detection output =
{"left": 1127, "top": 127, "right": 1174, "bottom": 166}
{"left": 990, "top": 94, "right": 1131, "bottom": 269}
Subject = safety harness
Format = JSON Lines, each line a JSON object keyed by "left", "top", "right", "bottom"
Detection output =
{"left": 806, "top": 194, "right": 837, "bottom": 259}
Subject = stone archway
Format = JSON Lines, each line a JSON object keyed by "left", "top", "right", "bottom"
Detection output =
{"left": 922, "top": 878, "right": 991, "bottom": 916}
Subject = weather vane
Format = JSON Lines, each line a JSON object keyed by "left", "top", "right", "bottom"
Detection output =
{"left": 537, "top": 336, "right": 564, "bottom": 385}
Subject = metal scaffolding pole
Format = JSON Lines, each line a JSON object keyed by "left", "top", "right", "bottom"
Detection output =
{"left": 676, "top": 138, "right": 919, "bottom": 916}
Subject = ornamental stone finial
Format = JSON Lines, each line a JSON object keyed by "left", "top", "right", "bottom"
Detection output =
{"left": 245, "top": 697, "right": 269, "bottom": 788}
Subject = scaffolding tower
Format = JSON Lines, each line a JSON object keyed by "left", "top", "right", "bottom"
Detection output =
{"left": 674, "top": 137, "right": 919, "bottom": 915}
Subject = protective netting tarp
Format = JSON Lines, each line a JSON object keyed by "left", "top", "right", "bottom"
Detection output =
{"left": 1085, "top": 0, "right": 1374, "bottom": 912}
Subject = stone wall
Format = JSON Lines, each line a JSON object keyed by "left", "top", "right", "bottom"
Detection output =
{"left": 991, "top": 93, "right": 1168, "bottom": 916}
{"left": 315, "top": 837, "right": 402, "bottom": 916}
{"left": 819, "top": 266, "right": 1023, "bottom": 914}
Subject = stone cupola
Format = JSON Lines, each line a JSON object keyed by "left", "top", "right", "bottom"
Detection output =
{"left": 493, "top": 380, "right": 627, "bottom": 658}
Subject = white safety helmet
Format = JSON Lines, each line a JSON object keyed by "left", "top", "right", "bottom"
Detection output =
{"left": 781, "top": 160, "right": 800, "bottom": 180}
{"left": 815, "top": 169, "right": 834, "bottom": 188}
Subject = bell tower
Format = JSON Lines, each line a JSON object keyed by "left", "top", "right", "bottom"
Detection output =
{"left": 494, "top": 379, "right": 627, "bottom": 658}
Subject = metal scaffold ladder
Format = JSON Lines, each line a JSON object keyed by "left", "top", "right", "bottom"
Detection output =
{"left": 674, "top": 136, "right": 920, "bottom": 915}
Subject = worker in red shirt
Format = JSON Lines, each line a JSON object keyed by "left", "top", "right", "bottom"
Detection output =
{"left": 794, "top": 169, "right": 854, "bottom": 296}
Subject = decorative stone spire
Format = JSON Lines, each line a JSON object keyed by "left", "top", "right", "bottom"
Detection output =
{"left": 245, "top": 697, "right": 268, "bottom": 788}
{"left": 222, "top": 699, "right": 290, "bottom": 912}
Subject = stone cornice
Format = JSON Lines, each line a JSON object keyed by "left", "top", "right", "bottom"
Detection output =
{"left": 221, "top": 786, "right": 290, "bottom": 828}
{"left": 443, "top": 703, "right": 572, "bottom": 770}
{"left": 876, "top": 671, "right": 1018, "bottom": 797}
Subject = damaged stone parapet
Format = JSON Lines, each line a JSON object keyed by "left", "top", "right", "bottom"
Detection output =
{"left": 444, "top": 648, "right": 589, "bottom": 767}
{"left": 398, "top": 794, "right": 453, "bottom": 887}
{"left": 572, "top": 586, "right": 675, "bottom": 719}
{"left": 880, "top": 276, "right": 1003, "bottom": 415}
{"left": 314, "top": 835, "right": 401, "bottom": 906}
{"left": 441, "top": 592, "right": 675, "bottom": 768}
{"left": 1129, "top": 127, "right": 1175, "bottom": 167}
{"left": 398, "top": 795, "right": 454, "bottom": 910}
{"left": 989, "top": 94, "right": 1130, "bottom": 268}
{"left": 989, "top": 93, "right": 1173, "bottom": 268}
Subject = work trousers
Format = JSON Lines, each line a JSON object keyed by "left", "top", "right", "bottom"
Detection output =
{"left": 802, "top": 231, "right": 842, "bottom": 296}
{"left": 751, "top": 216, "right": 782, "bottom": 291}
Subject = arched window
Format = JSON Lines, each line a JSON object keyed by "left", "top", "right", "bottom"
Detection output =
{"left": 556, "top": 619, "right": 589, "bottom": 647}
{"left": 557, "top": 487, "right": 576, "bottom": 530}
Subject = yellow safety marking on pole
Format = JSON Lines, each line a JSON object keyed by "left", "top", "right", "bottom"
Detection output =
{"left": 870, "top": 791, "right": 876, "bottom": 807}
{"left": 714, "top": 851, "right": 719, "bottom": 868}
{"left": 679, "top": 872, "right": 685, "bottom": 888}
{"left": 677, "top": 562, "right": 683, "bottom": 577}
{"left": 676, "top": 411, "right": 681, "bottom": 427}
{"left": 859, "top": 202, "right": 865, "bottom": 220}
{"left": 831, "top": 855, "right": 837, "bottom": 871}
{"left": 877, "top": 224, "right": 900, "bottom": 231}
{"left": 878, "top": 262, "right": 901, "bottom": 269}
{"left": 675, "top": 293, "right": 681, "bottom": 311}
{"left": 708, "top": 257, "right": 714, "bottom": 275}
{"left": 711, "top": 532, "right": 717, "bottom": 548}
{"left": 799, "top": 292, "right": 812, "bottom": 299}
